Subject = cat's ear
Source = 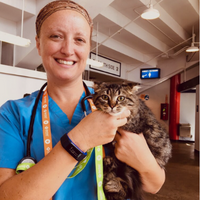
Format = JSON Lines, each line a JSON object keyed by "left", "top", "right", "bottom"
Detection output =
{"left": 93, "top": 81, "right": 104, "bottom": 92}
{"left": 125, "top": 83, "right": 140, "bottom": 93}
{"left": 132, "top": 85, "right": 140, "bottom": 92}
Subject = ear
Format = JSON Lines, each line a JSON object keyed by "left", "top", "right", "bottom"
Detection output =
{"left": 123, "top": 82, "right": 140, "bottom": 93}
{"left": 132, "top": 85, "right": 140, "bottom": 92}
{"left": 35, "top": 36, "right": 41, "bottom": 56}
{"left": 93, "top": 81, "right": 104, "bottom": 92}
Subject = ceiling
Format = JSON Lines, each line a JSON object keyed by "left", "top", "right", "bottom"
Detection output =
{"left": 0, "top": 0, "right": 199, "bottom": 90}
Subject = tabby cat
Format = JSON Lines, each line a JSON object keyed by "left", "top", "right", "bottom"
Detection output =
{"left": 92, "top": 82, "right": 172, "bottom": 200}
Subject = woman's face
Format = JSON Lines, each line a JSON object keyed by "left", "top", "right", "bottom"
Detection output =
{"left": 36, "top": 10, "right": 91, "bottom": 83}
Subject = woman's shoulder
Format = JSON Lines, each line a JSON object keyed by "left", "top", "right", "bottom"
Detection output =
{"left": 0, "top": 91, "right": 39, "bottom": 117}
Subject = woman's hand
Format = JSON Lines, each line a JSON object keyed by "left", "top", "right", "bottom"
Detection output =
{"left": 114, "top": 129, "right": 153, "bottom": 171}
{"left": 68, "top": 110, "right": 130, "bottom": 152}
{"left": 114, "top": 128, "right": 165, "bottom": 194}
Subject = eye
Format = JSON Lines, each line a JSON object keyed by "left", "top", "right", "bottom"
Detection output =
{"left": 117, "top": 96, "right": 125, "bottom": 101}
{"left": 101, "top": 95, "right": 109, "bottom": 100}
{"left": 77, "top": 38, "right": 85, "bottom": 42}
{"left": 50, "top": 34, "right": 62, "bottom": 40}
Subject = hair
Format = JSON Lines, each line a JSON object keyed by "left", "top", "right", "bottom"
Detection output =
{"left": 35, "top": 0, "right": 93, "bottom": 39}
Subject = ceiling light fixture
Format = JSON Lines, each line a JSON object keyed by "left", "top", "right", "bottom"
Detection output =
{"left": 141, "top": 0, "right": 160, "bottom": 20}
{"left": 0, "top": 0, "right": 30, "bottom": 47}
{"left": 186, "top": 27, "right": 199, "bottom": 52}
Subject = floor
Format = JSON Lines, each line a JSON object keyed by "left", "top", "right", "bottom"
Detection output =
{"left": 144, "top": 141, "right": 199, "bottom": 200}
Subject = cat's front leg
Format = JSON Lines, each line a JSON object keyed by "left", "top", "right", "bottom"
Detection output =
{"left": 103, "top": 171, "right": 127, "bottom": 200}
{"left": 103, "top": 156, "right": 128, "bottom": 200}
{"left": 103, "top": 156, "right": 117, "bottom": 172}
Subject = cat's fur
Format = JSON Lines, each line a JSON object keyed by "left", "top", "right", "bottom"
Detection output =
{"left": 92, "top": 82, "right": 172, "bottom": 200}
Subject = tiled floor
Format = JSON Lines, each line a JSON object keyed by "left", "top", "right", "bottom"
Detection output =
{"left": 144, "top": 142, "right": 199, "bottom": 200}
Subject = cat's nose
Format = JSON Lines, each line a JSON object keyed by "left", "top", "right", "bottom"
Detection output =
{"left": 110, "top": 102, "right": 116, "bottom": 108}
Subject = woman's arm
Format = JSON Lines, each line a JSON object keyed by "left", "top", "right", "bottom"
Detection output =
{"left": 0, "top": 110, "right": 130, "bottom": 200}
{"left": 0, "top": 142, "right": 78, "bottom": 200}
{"left": 114, "top": 129, "right": 165, "bottom": 194}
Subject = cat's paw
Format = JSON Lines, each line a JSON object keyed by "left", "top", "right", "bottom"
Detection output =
{"left": 104, "top": 176, "right": 127, "bottom": 200}
{"left": 103, "top": 156, "right": 117, "bottom": 172}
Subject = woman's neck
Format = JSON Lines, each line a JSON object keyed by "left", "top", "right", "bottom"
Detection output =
{"left": 46, "top": 79, "right": 84, "bottom": 122}
{"left": 47, "top": 79, "right": 84, "bottom": 103}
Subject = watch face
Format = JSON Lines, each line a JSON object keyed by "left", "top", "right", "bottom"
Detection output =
{"left": 70, "top": 144, "right": 83, "bottom": 160}
{"left": 60, "top": 134, "right": 86, "bottom": 161}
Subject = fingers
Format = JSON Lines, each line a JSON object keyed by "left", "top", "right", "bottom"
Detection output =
{"left": 112, "top": 109, "right": 130, "bottom": 127}
{"left": 115, "top": 109, "right": 130, "bottom": 120}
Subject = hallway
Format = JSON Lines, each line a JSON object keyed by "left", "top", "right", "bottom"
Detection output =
{"left": 144, "top": 142, "right": 199, "bottom": 200}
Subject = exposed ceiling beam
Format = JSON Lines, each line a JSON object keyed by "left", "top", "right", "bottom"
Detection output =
{"left": 77, "top": 0, "right": 114, "bottom": 19}
{"left": 0, "top": 0, "right": 36, "bottom": 16}
{"left": 188, "top": 0, "right": 199, "bottom": 15}
{"left": 101, "top": 6, "right": 170, "bottom": 53}
{"left": 138, "top": 0, "right": 190, "bottom": 41}
{"left": 92, "top": 29, "right": 156, "bottom": 66}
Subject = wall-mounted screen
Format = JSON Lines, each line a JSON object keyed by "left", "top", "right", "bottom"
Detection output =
{"left": 140, "top": 68, "right": 160, "bottom": 79}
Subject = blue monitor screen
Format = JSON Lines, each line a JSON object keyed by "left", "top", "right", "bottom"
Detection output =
{"left": 140, "top": 68, "right": 160, "bottom": 79}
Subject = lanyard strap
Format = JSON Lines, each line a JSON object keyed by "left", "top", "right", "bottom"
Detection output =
{"left": 84, "top": 97, "right": 106, "bottom": 200}
{"left": 42, "top": 87, "right": 106, "bottom": 200}
{"left": 42, "top": 90, "right": 53, "bottom": 156}
{"left": 42, "top": 89, "right": 53, "bottom": 200}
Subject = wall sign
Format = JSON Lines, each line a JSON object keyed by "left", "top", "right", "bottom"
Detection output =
{"left": 89, "top": 53, "right": 121, "bottom": 77}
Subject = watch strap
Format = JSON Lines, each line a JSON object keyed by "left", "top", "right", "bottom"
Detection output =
{"left": 60, "top": 134, "right": 87, "bottom": 161}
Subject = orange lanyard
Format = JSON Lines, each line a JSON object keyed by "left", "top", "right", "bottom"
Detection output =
{"left": 42, "top": 89, "right": 53, "bottom": 200}
{"left": 42, "top": 89, "right": 53, "bottom": 156}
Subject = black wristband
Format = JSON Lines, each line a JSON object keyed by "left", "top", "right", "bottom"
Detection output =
{"left": 60, "top": 134, "right": 87, "bottom": 161}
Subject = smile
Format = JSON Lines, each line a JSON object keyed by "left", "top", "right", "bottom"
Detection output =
{"left": 56, "top": 59, "right": 75, "bottom": 65}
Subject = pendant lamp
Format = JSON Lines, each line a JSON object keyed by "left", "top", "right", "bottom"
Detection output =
{"left": 186, "top": 29, "right": 199, "bottom": 52}
{"left": 141, "top": 0, "right": 160, "bottom": 20}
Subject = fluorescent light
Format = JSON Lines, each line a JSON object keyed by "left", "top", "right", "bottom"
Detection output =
{"left": 186, "top": 44, "right": 199, "bottom": 52}
{"left": 0, "top": 31, "right": 31, "bottom": 47}
{"left": 141, "top": 4, "right": 160, "bottom": 20}
{"left": 86, "top": 58, "right": 104, "bottom": 67}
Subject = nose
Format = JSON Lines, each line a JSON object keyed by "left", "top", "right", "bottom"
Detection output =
{"left": 60, "top": 38, "right": 74, "bottom": 56}
{"left": 110, "top": 101, "right": 116, "bottom": 109}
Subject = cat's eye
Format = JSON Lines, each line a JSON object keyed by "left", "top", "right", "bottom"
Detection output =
{"left": 117, "top": 96, "right": 125, "bottom": 101}
{"left": 102, "top": 95, "right": 109, "bottom": 100}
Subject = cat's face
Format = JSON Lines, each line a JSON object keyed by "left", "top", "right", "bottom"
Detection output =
{"left": 93, "top": 82, "right": 138, "bottom": 116}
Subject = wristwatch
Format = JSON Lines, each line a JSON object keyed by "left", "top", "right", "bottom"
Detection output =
{"left": 60, "top": 134, "right": 87, "bottom": 161}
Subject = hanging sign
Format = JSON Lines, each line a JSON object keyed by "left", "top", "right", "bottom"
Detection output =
{"left": 89, "top": 52, "right": 121, "bottom": 77}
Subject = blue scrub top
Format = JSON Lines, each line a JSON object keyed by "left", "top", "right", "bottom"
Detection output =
{"left": 0, "top": 87, "right": 97, "bottom": 200}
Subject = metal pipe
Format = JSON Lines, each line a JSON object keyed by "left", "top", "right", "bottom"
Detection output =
{"left": 21, "top": 0, "right": 25, "bottom": 38}
{"left": 126, "top": 36, "right": 192, "bottom": 73}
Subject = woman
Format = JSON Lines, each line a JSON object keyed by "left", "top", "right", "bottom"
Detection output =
{"left": 0, "top": 1, "right": 165, "bottom": 199}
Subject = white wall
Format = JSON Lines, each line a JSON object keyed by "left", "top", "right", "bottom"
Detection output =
{"left": 179, "top": 93, "right": 196, "bottom": 141}
{"left": 0, "top": 17, "right": 16, "bottom": 35}
{"left": 0, "top": 64, "right": 46, "bottom": 106}
{"left": 138, "top": 79, "right": 170, "bottom": 132}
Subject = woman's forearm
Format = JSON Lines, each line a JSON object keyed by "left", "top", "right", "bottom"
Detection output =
{"left": 139, "top": 155, "right": 165, "bottom": 194}
{"left": 0, "top": 142, "right": 78, "bottom": 200}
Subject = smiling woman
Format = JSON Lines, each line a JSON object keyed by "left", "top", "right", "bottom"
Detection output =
{"left": 0, "top": 1, "right": 165, "bottom": 200}
{"left": 35, "top": 9, "right": 91, "bottom": 83}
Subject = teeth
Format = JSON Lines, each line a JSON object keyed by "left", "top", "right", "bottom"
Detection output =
{"left": 57, "top": 59, "right": 74, "bottom": 65}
